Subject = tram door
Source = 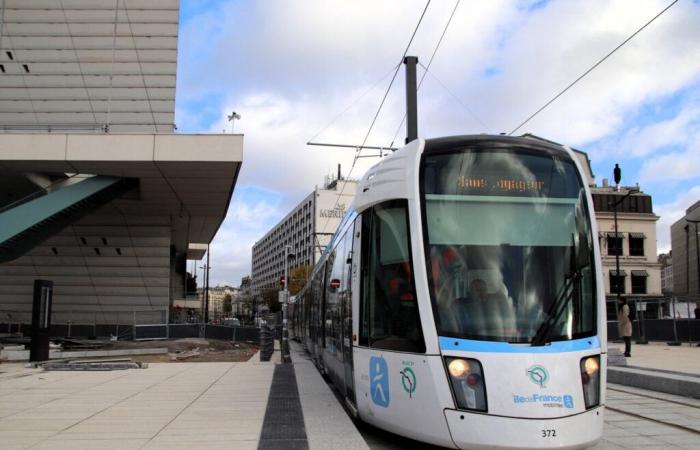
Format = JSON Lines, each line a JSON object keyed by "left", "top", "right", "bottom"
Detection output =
{"left": 342, "top": 218, "right": 360, "bottom": 407}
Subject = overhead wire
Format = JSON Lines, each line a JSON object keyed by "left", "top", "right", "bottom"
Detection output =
{"left": 320, "top": 0, "right": 432, "bottom": 235}
{"left": 106, "top": 0, "right": 121, "bottom": 131}
{"left": 59, "top": 0, "right": 99, "bottom": 126}
{"left": 306, "top": 63, "right": 401, "bottom": 145}
{"left": 508, "top": 0, "right": 679, "bottom": 136}
{"left": 122, "top": 3, "right": 159, "bottom": 132}
{"left": 1, "top": 2, "right": 41, "bottom": 127}
{"left": 417, "top": 62, "right": 489, "bottom": 130}
{"left": 389, "top": 0, "right": 462, "bottom": 148}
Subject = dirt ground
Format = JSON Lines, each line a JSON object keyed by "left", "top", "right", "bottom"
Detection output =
{"left": 85, "top": 338, "right": 258, "bottom": 363}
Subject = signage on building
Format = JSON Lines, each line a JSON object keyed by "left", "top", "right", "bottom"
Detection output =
{"left": 320, "top": 203, "right": 346, "bottom": 219}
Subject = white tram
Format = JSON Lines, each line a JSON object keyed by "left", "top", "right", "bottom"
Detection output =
{"left": 291, "top": 135, "right": 606, "bottom": 449}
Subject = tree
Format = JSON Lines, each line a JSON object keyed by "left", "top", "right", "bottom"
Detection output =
{"left": 261, "top": 288, "right": 281, "bottom": 313}
{"left": 289, "top": 264, "right": 313, "bottom": 295}
{"left": 186, "top": 272, "right": 197, "bottom": 295}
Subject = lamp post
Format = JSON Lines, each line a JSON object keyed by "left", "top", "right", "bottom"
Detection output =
{"left": 685, "top": 219, "right": 700, "bottom": 346}
{"left": 227, "top": 111, "right": 241, "bottom": 133}
{"left": 609, "top": 165, "right": 645, "bottom": 347}
{"left": 686, "top": 219, "right": 700, "bottom": 301}
{"left": 609, "top": 164, "right": 638, "bottom": 303}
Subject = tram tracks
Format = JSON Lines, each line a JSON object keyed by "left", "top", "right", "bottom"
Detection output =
{"left": 606, "top": 386, "right": 700, "bottom": 436}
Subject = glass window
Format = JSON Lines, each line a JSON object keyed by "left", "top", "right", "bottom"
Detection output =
{"left": 631, "top": 275, "right": 647, "bottom": 294}
{"left": 629, "top": 237, "right": 644, "bottom": 256}
{"left": 359, "top": 201, "right": 425, "bottom": 352}
{"left": 324, "top": 224, "right": 354, "bottom": 358}
{"left": 610, "top": 273, "right": 626, "bottom": 294}
{"left": 422, "top": 147, "right": 596, "bottom": 343}
{"left": 607, "top": 236, "right": 623, "bottom": 256}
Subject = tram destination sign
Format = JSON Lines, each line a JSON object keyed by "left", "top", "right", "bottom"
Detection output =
{"left": 457, "top": 176, "right": 546, "bottom": 195}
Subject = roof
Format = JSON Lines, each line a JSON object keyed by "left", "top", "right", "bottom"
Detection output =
{"left": 0, "top": 132, "right": 243, "bottom": 245}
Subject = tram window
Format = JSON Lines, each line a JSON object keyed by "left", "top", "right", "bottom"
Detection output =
{"left": 325, "top": 234, "right": 345, "bottom": 357}
{"left": 359, "top": 200, "right": 425, "bottom": 353}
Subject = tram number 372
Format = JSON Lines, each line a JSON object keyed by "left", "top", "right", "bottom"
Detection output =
{"left": 542, "top": 429, "right": 557, "bottom": 438}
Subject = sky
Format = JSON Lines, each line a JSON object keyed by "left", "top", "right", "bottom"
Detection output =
{"left": 174, "top": 0, "right": 700, "bottom": 287}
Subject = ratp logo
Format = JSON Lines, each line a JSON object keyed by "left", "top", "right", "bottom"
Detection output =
{"left": 370, "top": 356, "right": 390, "bottom": 407}
{"left": 527, "top": 365, "right": 548, "bottom": 388}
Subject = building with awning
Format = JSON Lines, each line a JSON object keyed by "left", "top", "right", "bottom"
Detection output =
{"left": 525, "top": 135, "right": 663, "bottom": 319}
{"left": 0, "top": 1, "right": 242, "bottom": 326}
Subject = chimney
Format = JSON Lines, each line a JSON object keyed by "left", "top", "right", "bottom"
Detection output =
{"left": 602, "top": 178, "right": 609, "bottom": 188}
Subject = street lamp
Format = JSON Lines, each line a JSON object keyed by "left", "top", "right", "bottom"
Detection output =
{"left": 685, "top": 219, "right": 700, "bottom": 346}
{"left": 609, "top": 165, "right": 645, "bottom": 347}
{"left": 685, "top": 219, "right": 700, "bottom": 301}
{"left": 227, "top": 111, "right": 241, "bottom": 133}
{"left": 609, "top": 164, "right": 638, "bottom": 302}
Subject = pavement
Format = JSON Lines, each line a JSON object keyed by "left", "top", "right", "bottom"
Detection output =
{"left": 607, "top": 341, "right": 700, "bottom": 399}
{"left": 1, "top": 342, "right": 699, "bottom": 449}
{"left": 608, "top": 341, "right": 700, "bottom": 375}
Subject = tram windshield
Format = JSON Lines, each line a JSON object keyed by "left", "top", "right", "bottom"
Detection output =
{"left": 421, "top": 146, "right": 596, "bottom": 344}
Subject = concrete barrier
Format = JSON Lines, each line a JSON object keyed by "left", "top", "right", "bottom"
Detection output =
{"left": 1, "top": 347, "right": 168, "bottom": 362}
{"left": 607, "top": 366, "right": 700, "bottom": 399}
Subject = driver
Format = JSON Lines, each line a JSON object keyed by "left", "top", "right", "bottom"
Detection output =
{"left": 461, "top": 278, "right": 514, "bottom": 337}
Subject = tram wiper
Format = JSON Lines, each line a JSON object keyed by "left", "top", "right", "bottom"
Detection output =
{"left": 531, "top": 237, "right": 582, "bottom": 346}
{"left": 530, "top": 273, "right": 579, "bottom": 346}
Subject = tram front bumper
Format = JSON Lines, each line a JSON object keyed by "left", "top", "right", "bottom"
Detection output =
{"left": 444, "top": 406, "right": 604, "bottom": 450}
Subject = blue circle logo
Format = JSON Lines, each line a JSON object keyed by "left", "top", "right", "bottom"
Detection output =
{"left": 527, "top": 365, "right": 548, "bottom": 388}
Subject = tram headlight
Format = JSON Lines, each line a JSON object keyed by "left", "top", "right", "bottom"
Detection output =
{"left": 444, "top": 357, "right": 487, "bottom": 412}
{"left": 580, "top": 355, "right": 600, "bottom": 409}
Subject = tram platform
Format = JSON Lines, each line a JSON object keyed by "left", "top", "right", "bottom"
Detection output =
{"left": 607, "top": 342, "right": 700, "bottom": 399}
{"left": 0, "top": 343, "right": 368, "bottom": 450}
{"left": 2, "top": 341, "right": 698, "bottom": 449}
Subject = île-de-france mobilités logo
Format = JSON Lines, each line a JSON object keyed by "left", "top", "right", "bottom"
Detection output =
{"left": 527, "top": 365, "right": 549, "bottom": 388}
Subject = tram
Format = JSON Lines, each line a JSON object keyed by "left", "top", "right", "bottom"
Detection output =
{"left": 291, "top": 135, "right": 606, "bottom": 449}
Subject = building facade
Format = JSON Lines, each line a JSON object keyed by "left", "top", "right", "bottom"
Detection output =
{"left": 659, "top": 252, "right": 673, "bottom": 295}
{"left": 670, "top": 200, "right": 700, "bottom": 299}
{"left": 591, "top": 185, "right": 662, "bottom": 309}
{"left": 251, "top": 177, "right": 357, "bottom": 292}
{"left": 0, "top": 1, "right": 242, "bottom": 327}
{"left": 531, "top": 135, "right": 664, "bottom": 318}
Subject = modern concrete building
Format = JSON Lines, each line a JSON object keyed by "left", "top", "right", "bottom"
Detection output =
{"left": 659, "top": 252, "right": 673, "bottom": 295}
{"left": 670, "top": 200, "right": 700, "bottom": 299}
{"left": 251, "top": 176, "right": 357, "bottom": 292}
{"left": 0, "top": 1, "right": 242, "bottom": 328}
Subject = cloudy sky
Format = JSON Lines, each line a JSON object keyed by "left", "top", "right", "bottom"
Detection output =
{"left": 174, "top": 0, "right": 700, "bottom": 287}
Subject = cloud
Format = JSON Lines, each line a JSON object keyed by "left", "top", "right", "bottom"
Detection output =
{"left": 174, "top": 0, "right": 700, "bottom": 285}
{"left": 655, "top": 185, "right": 700, "bottom": 254}
{"left": 205, "top": 186, "right": 284, "bottom": 286}
{"left": 638, "top": 142, "right": 700, "bottom": 183}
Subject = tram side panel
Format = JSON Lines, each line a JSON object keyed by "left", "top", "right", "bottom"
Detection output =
{"left": 351, "top": 201, "right": 456, "bottom": 448}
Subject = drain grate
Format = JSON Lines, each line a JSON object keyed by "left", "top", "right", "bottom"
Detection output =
{"left": 258, "top": 364, "right": 309, "bottom": 449}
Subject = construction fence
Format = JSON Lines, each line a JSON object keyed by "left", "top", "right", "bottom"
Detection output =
{"left": 0, "top": 309, "right": 259, "bottom": 343}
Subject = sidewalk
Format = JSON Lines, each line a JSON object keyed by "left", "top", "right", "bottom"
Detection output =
{"left": 0, "top": 343, "right": 367, "bottom": 450}
{"left": 608, "top": 341, "right": 700, "bottom": 375}
{"left": 0, "top": 359, "right": 276, "bottom": 449}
